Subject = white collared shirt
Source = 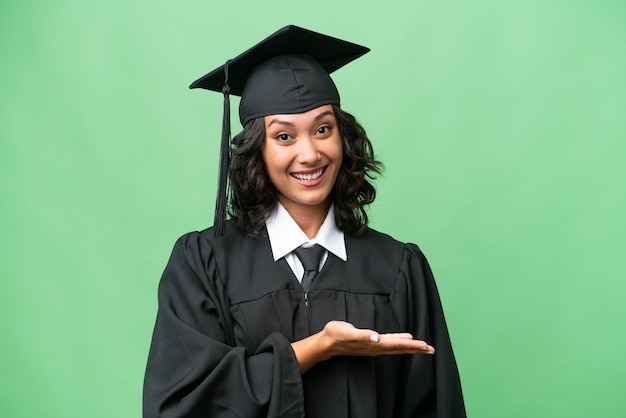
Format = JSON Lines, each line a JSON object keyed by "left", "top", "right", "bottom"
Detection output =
{"left": 265, "top": 203, "right": 347, "bottom": 282}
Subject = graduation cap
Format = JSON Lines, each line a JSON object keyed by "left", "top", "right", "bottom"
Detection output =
{"left": 190, "top": 25, "right": 370, "bottom": 236}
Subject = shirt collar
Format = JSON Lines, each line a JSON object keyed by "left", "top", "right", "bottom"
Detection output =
{"left": 266, "top": 203, "right": 347, "bottom": 262}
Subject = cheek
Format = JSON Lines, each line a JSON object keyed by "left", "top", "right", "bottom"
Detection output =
{"left": 260, "top": 139, "right": 275, "bottom": 171}
{"left": 260, "top": 142, "right": 287, "bottom": 178}
{"left": 331, "top": 137, "right": 344, "bottom": 165}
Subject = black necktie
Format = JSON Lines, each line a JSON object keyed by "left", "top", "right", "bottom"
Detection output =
{"left": 293, "top": 244, "right": 325, "bottom": 293}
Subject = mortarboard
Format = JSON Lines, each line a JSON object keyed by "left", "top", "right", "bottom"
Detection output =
{"left": 190, "top": 25, "right": 369, "bottom": 236}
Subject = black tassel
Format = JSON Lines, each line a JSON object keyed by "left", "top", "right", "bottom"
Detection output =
{"left": 213, "top": 60, "right": 231, "bottom": 237}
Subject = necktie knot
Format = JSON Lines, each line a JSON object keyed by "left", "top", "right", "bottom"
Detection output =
{"left": 293, "top": 245, "right": 325, "bottom": 294}
{"left": 294, "top": 244, "right": 325, "bottom": 272}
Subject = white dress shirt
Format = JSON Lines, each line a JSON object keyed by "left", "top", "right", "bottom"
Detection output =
{"left": 265, "top": 203, "right": 347, "bottom": 282}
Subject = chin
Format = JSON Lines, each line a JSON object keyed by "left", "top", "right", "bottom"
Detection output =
{"left": 281, "top": 195, "right": 332, "bottom": 210}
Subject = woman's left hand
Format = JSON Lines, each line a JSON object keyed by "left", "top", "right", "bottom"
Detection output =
{"left": 320, "top": 320, "right": 435, "bottom": 357}
{"left": 291, "top": 320, "right": 434, "bottom": 374}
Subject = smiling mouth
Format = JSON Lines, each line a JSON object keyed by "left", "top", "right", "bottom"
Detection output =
{"left": 291, "top": 167, "right": 325, "bottom": 182}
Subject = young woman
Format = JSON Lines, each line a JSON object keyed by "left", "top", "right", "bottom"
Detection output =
{"left": 143, "top": 25, "right": 465, "bottom": 417}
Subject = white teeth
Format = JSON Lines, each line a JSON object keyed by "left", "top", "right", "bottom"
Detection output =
{"left": 293, "top": 168, "right": 324, "bottom": 181}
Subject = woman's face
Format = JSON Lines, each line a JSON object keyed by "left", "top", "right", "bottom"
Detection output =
{"left": 262, "top": 104, "right": 343, "bottom": 214}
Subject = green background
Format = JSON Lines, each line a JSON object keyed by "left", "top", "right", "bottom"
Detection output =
{"left": 2, "top": 0, "right": 625, "bottom": 416}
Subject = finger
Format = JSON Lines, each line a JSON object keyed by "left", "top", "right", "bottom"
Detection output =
{"left": 380, "top": 333, "right": 414, "bottom": 340}
{"left": 413, "top": 342, "right": 435, "bottom": 354}
{"left": 384, "top": 338, "right": 435, "bottom": 354}
{"left": 347, "top": 328, "right": 381, "bottom": 343}
{"left": 405, "top": 339, "right": 435, "bottom": 352}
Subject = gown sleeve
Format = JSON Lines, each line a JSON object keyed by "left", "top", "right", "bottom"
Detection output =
{"left": 391, "top": 244, "right": 466, "bottom": 418}
{"left": 143, "top": 232, "right": 305, "bottom": 418}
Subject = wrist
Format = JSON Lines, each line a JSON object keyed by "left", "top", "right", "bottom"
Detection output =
{"left": 291, "top": 329, "right": 334, "bottom": 374}
{"left": 316, "top": 328, "right": 335, "bottom": 361}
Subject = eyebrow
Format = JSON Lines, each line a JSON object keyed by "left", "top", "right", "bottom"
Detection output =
{"left": 266, "top": 110, "right": 335, "bottom": 128}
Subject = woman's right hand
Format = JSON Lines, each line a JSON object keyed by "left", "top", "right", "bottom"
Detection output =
{"left": 291, "top": 320, "right": 434, "bottom": 374}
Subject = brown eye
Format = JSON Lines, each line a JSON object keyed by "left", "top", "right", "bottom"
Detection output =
{"left": 276, "top": 134, "right": 290, "bottom": 141}
{"left": 317, "top": 126, "right": 331, "bottom": 135}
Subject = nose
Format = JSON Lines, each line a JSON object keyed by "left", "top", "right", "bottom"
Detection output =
{"left": 296, "top": 137, "right": 321, "bottom": 164}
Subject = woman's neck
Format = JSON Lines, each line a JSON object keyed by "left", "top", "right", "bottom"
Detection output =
{"left": 280, "top": 200, "right": 331, "bottom": 239}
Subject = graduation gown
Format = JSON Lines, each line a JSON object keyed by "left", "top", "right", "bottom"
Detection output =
{"left": 143, "top": 222, "right": 465, "bottom": 417}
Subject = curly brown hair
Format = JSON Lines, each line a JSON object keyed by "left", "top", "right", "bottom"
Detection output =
{"left": 228, "top": 105, "right": 382, "bottom": 237}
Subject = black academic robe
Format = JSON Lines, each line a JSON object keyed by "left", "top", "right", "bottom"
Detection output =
{"left": 143, "top": 222, "right": 465, "bottom": 417}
